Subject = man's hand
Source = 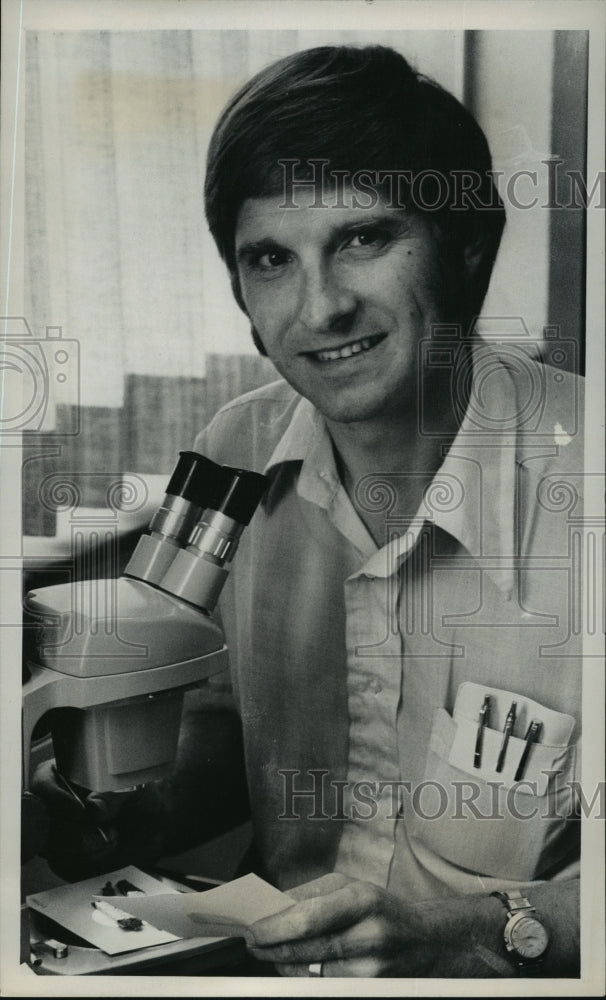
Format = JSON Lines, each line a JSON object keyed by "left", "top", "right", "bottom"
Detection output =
{"left": 29, "top": 761, "right": 158, "bottom": 881}
{"left": 28, "top": 704, "right": 250, "bottom": 881}
{"left": 247, "top": 874, "right": 580, "bottom": 978}
{"left": 245, "top": 873, "right": 511, "bottom": 977}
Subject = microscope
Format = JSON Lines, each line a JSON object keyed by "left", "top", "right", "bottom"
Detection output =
{"left": 22, "top": 452, "right": 267, "bottom": 796}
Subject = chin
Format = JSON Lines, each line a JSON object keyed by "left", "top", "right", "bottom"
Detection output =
{"left": 320, "top": 385, "right": 416, "bottom": 425}
{"left": 316, "top": 397, "right": 394, "bottom": 425}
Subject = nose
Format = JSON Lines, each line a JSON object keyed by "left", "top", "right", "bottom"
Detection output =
{"left": 297, "top": 262, "right": 358, "bottom": 336}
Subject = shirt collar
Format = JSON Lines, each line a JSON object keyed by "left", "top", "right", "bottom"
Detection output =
{"left": 263, "top": 396, "right": 319, "bottom": 473}
{"left": 263, "top": 397, "right": 342, "bottom": 509}
{"left": 263, "top": 345, "right": 518, "bottom": 596}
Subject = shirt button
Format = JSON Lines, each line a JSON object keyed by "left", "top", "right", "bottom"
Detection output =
{"left": 369, "top": 678, "right": 382, "bottom": 694}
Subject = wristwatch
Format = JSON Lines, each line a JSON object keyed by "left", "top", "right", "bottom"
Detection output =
{"left": 491, "top": 890, "right": 550, "bottom": 972}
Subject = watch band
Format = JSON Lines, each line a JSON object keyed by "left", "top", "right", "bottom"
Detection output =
{"left": 493, "top": 889, "right": 535, "bottom": 915}
{"left": 491, "top": 890, "right": 549, "bottom": 975}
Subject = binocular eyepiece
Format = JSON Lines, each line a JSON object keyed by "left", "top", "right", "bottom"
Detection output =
{"left": 125, "top": 451, "right": 267, "bottom": 610}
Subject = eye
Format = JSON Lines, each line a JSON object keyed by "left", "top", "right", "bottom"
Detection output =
{"left": 252, "top": 249, "right": 292, "bottom": 272}
{"left": 345, "top": 227, "right": 392, "bottom": 252}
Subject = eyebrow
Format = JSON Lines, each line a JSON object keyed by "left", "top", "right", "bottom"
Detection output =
{"left": 235, "top": 208, "right": 410, "bottom": 264}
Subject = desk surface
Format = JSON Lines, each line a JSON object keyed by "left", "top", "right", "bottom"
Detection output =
{"left": 23, "top": 866, "right": 250, "bottom": 977}
{"left": 27, "top": 906, "right": 248, "bottom": 976}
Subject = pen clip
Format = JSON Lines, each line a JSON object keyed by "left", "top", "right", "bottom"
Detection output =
{"left": 473, "top": 695, "right": 491, "bottom": 769}
{"left": 525, "top": 718, "right": 542, "bottom": 742}
{"left": 514, "top": 719, "right": 542, "bottom": 781}
{"left": 495, "top": 701, "right": 516, "bottom": 773}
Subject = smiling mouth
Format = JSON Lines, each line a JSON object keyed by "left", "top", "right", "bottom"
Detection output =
{"left": 304, "top": 333, "right": 387, "bottom": 363}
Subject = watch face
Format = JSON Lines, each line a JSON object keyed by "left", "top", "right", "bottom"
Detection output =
{"left": 509, "top": 916, "right": 549, "bottom": 959}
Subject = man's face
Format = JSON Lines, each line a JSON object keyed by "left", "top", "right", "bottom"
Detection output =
{"left": 234, "top": 188, "right": 451, "bottom": 427}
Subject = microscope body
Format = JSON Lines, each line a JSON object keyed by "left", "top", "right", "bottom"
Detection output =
{"left": 22, "top": 453, "right": 267, "bottom": 795}
{"left": 22, "top": 578, "right": 228, "bottom": 791}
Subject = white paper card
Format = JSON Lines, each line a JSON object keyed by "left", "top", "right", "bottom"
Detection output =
{"left": 111, "top": 873, "right": 294, "bottom": 939}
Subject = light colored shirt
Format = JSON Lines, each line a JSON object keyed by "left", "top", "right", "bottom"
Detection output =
{"left": 193, "top": 342, "right": 584, "bottom": 902}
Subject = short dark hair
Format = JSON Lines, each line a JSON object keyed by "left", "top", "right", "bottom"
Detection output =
{"left": 205, "top": 44, "right": 505, "bottom": 328}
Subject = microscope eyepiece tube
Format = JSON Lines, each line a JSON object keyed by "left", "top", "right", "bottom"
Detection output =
{"left": 182, "top": 467, "right": 269, "bottom": 566}
{"left": 165, "top": 452, "right": 225, "bottom": 510}
{"left": 124, "top": 452, "right": 228, "bottom": 585}
{"left": 148, "top": 493, "right": 201, "bottom": 544}
{"left": 214, "top": 467, "right": 270, "bottom": 526}
{"left": 186, "top": 509, "right": 244, "bottom": 567}
{"left": 157, "top": 464, "right": 268, "bottom": 611}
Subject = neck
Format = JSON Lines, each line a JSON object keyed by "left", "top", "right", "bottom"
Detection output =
{"left": 326, "top": 364, "right": 469, "bottom": 544}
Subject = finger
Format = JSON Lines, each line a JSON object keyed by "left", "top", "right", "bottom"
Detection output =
{"left": 86, "top": 789, "right": 132, "bottom": 822}
{"left": 274, "top": 962, "right": 310, "bottom": 977}
{"left": 249, "top": 880, "right": 380, "bottom": 946}
{"left": 249, "top": 914, "right": 386, "bottom": 964}
{"left": 275, "top": 956, "right": 383, "bottom": 978}
{"left": 321, "top": 956, "right": 383, "bottom": 978}
{"left": 287, "top": 873, "right": 354, "bottom": 902}
{"left": 30, "top": 763, "right": 83, "bottom": 816}
{"left": 30, "top": 759, "right": 56, "bottom": 788}
{"left": 31, "top": 763, "right": 118, "bottom": 825}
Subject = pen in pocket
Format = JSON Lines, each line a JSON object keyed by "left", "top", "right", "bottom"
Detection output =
{"left": 474, "top": 695, "right": 491, "bottom": 768}
{"left": 514, "top": 719, "right": 542, "bottom": 781}
{"left": 496, "top": 701, "right": 517, "bottom": 772}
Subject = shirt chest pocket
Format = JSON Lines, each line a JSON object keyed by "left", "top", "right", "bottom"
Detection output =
{"left": 407, "top": 683, "right": 579, "bottom": 882}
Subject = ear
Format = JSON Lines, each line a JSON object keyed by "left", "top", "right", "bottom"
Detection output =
{"left": 463, "top": 229, "right": 489, "bottom": 280}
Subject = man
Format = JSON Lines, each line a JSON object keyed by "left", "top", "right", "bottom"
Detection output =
{"left": 34, "top": 45, "right": 583, "bottom": 977}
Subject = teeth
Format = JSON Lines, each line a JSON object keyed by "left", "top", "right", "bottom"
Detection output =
{"left": 314, "top": 336, "right": 378, "bottom": 362}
